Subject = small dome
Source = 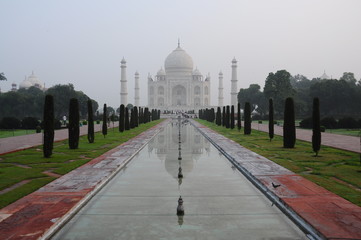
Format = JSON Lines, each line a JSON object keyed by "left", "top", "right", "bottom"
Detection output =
{"left": 320, "top": 71, "right": 329, "bottom": 80}
{"left": 164, "top": 45, "right": 193, "bottom": 72}
{"left": 27, "top": 72, "right": 43, "bottom": 89}
{"left": 121, "top": 57, "right": 126, "bottom": 64}
{"left": 232, "top": 57, "right": 237, "bottom": 63}
{"left": 219, "top": 71, "right": 223, "bottom": 75}
{"left": 157, "top": 67, "right": 166, "bottom": 76}
{"left": 192, "top": 68, "right": 202, "bottom": 76}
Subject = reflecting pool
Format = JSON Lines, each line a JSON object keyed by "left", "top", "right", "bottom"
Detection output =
{"left": 53, "top": 118, "right": 307, "bottom": 239}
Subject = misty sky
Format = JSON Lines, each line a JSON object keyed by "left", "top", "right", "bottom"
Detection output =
{"left": 1, "top": 0, "right": 361, "bottom": 109}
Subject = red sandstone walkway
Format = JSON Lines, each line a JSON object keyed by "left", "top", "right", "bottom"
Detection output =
{"left": 252, "top": 122, "right": 360, "bottom": 153}
{"left": 0, "top": 123, "right": 118, "bottom": 155}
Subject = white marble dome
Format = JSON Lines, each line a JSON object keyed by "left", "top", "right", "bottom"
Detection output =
{"left": 19, "top": 79, "right": 32, "bottom": 89}
{"left": 19, "top": 72, "right": 44, "bottom": 90}
{"left": 164, "top": 45, "right": 193, "bottom": 73}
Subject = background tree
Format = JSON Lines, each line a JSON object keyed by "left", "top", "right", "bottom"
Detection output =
{"left": 237, "top": 103, "right": 241, "bottom": 131}
{"left": 102, "top": 104, "right": 107, "bottom": 137}
{"left": 230, "top": 105, "right": 235, "bottom": 129}
{"left": 46, "top": 84, "right": 98, "bottom": 119}
{"left": 119, "top": 104, "right": 125, "bottom": 132}
{"left": 125, "top": 107, "right": 130, "bottom": 130}
{"left": 87, "top": 99, "right": 94, "bottom": 143}
{"left": 340, "top": 72, "right": 357, "bottom": 85}
{"left": 264, "top": 70, "right": 295, "bottom": 116}
{"left": 268, "top": 98, "right": 274, "bottom": 141}
{"left": 0, "top": 72, "right": 6, "bottom": 81}
{"left": 312, "top": 97, "right": 321, "bottom": 156}
{"left": 244, "top": 102, "right": 251, "bottom": 135}
{"left": 68, "top": 98, "right": 80, "bottom": 149}
{"left": 43, "top": 95, "right": 54, "bottom": 158}
{"left": 283, "top": 97, "right": 296, "bottom": 148}
{"left": 238, "top": 84, "right": 267, "bottom": 116}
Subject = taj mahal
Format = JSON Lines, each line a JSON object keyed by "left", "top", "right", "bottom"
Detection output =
{"left": 119, "top": 41, "right": 239, "bottom": 111}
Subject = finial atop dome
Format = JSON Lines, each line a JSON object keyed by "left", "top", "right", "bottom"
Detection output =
{"left": 178, "top": 38, "right": 180, "bottom": 48}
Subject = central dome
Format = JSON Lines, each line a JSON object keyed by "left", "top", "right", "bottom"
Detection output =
{"left": 164, "top": 46, "right": 193, "bottom": 72}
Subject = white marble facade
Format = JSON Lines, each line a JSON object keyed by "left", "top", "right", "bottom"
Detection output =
{"left": 148, "top": 43, "right": 210, "bottom": 111}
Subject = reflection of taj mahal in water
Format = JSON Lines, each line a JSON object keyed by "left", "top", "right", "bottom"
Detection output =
{"left": 148, "top": 119, "right": 210, "bottom": 180}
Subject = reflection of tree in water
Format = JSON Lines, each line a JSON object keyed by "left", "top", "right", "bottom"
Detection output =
{"left": 147, "top": 119, "right": 210, "bottom": 180}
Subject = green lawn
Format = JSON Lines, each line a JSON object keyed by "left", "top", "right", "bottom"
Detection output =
{"left": 0, "top": 120, "right": 163, "bottom": 209}
{"left": 197, "top": 119, "right": 361, "bottom": 207}
{"left": 0, "top": 129, "right": 38, "bottom": 138}
{"left": 324, "top": 128, "right": 361, "bottom": 137}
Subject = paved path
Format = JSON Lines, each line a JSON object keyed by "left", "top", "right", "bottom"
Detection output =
{"left": 0, "top": 119, "right": 360, "bottom": 239}
{"left": 252, "top": 122, "right": 360, "bottom": 153}
{"left": 0, "top": 123, "right": 117, "bottom": 155}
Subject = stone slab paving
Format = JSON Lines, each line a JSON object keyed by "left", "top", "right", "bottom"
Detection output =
{"left": 0, "top": 120, "right": 168, "bottom": 240}
{"left": 0, "top": 123, "right": 116, "bottom": 155}
{"left": 252, "top": 122, "right": 360, "bottom": 153}
{"left": 192, "top": 120, "right": 361, "bottom": 240}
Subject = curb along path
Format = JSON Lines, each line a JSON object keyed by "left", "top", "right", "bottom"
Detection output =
{"left": 192, "top": 120, "right": 361, "bottom": 240}
{"left": 0, "top": 120, "right": 168, "bottom": 240}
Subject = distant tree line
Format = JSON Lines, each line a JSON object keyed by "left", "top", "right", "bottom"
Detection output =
{"left": 238, "top": 70, "right": 361, "bottom": 119}
{"left": 0, "top": 84, "right": 98, "bottom": 129}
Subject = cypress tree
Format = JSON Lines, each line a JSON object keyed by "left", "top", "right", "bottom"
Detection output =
{"left": 222, "top": 106, "right": 226, "bottom": 127}
{"left": 237, "top": 103, "right": 241, "bottom": 131}
{"left": 225, "top": 105, "right": 230, "bottom": 128}
{"left": 69, "top": 98, "right": 80, "bottom": 149}
{"left": 283, "top": 97, "right": 296, "bottom": 148}
{"left": 244, "top": 102, "right": 251, "bottom": 135}
{"left": 216, "top": 107, "right": 221, "bottom": 126}
{"left": 158, "top": 110, "right": 161, "bottom": 120}
{"left": 102, "top": 103, "right": 107, "bottom": 137}
{"left": 125, "top": 107, "right": 130, "bottom": 130}
{"left": 43, "top": 94, "right": 54, "bottom": 158}
{"left": 134, "top": 106, "right": 139, "bottom": 127}
{"left": 119, "top": 104, "right": 125, "bottom": 132}
{"left": 139, "top": 107, "right": 143, "bottom": 124}
{"left": 130, "top": 107, "right": 134, "bottom": 129}
{"left": 144, "top": 108, "right": 148, "bottom": 123}
{"left": 269, "top": 98, "right": 274, "bottom": 141}
{"left": 312, "top": 97, "right": 321, "bottom": 156}
{"left": 230, "top": 105, "right": 235, "bottom": 129}
{"left": 87, "top": 99, "right": 94, "bottom": 143}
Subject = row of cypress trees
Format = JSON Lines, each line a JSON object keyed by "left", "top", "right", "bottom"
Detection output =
{"left": 43, "top": 94, "right": 161, "bottom": 158}
{"left": 118, "top": 105, "right": 160, "bottom": 133}
{"left": 199, "top": 103, "right": 249, "bottom": 134}
{"left": 198, "top": 97, "right": 321, "bottom": 155}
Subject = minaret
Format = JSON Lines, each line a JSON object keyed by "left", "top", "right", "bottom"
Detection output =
{"left": 120, "top": 57, "right": 128, "bottom": 106}
{"left": 134, "top": 71, "right": 140, "bottom": 106}
{"left": 231, "top": 57, "right": 238, "bottom": 107}
{"left": 218, "top": 71, "right": 224, "bottom": 107}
